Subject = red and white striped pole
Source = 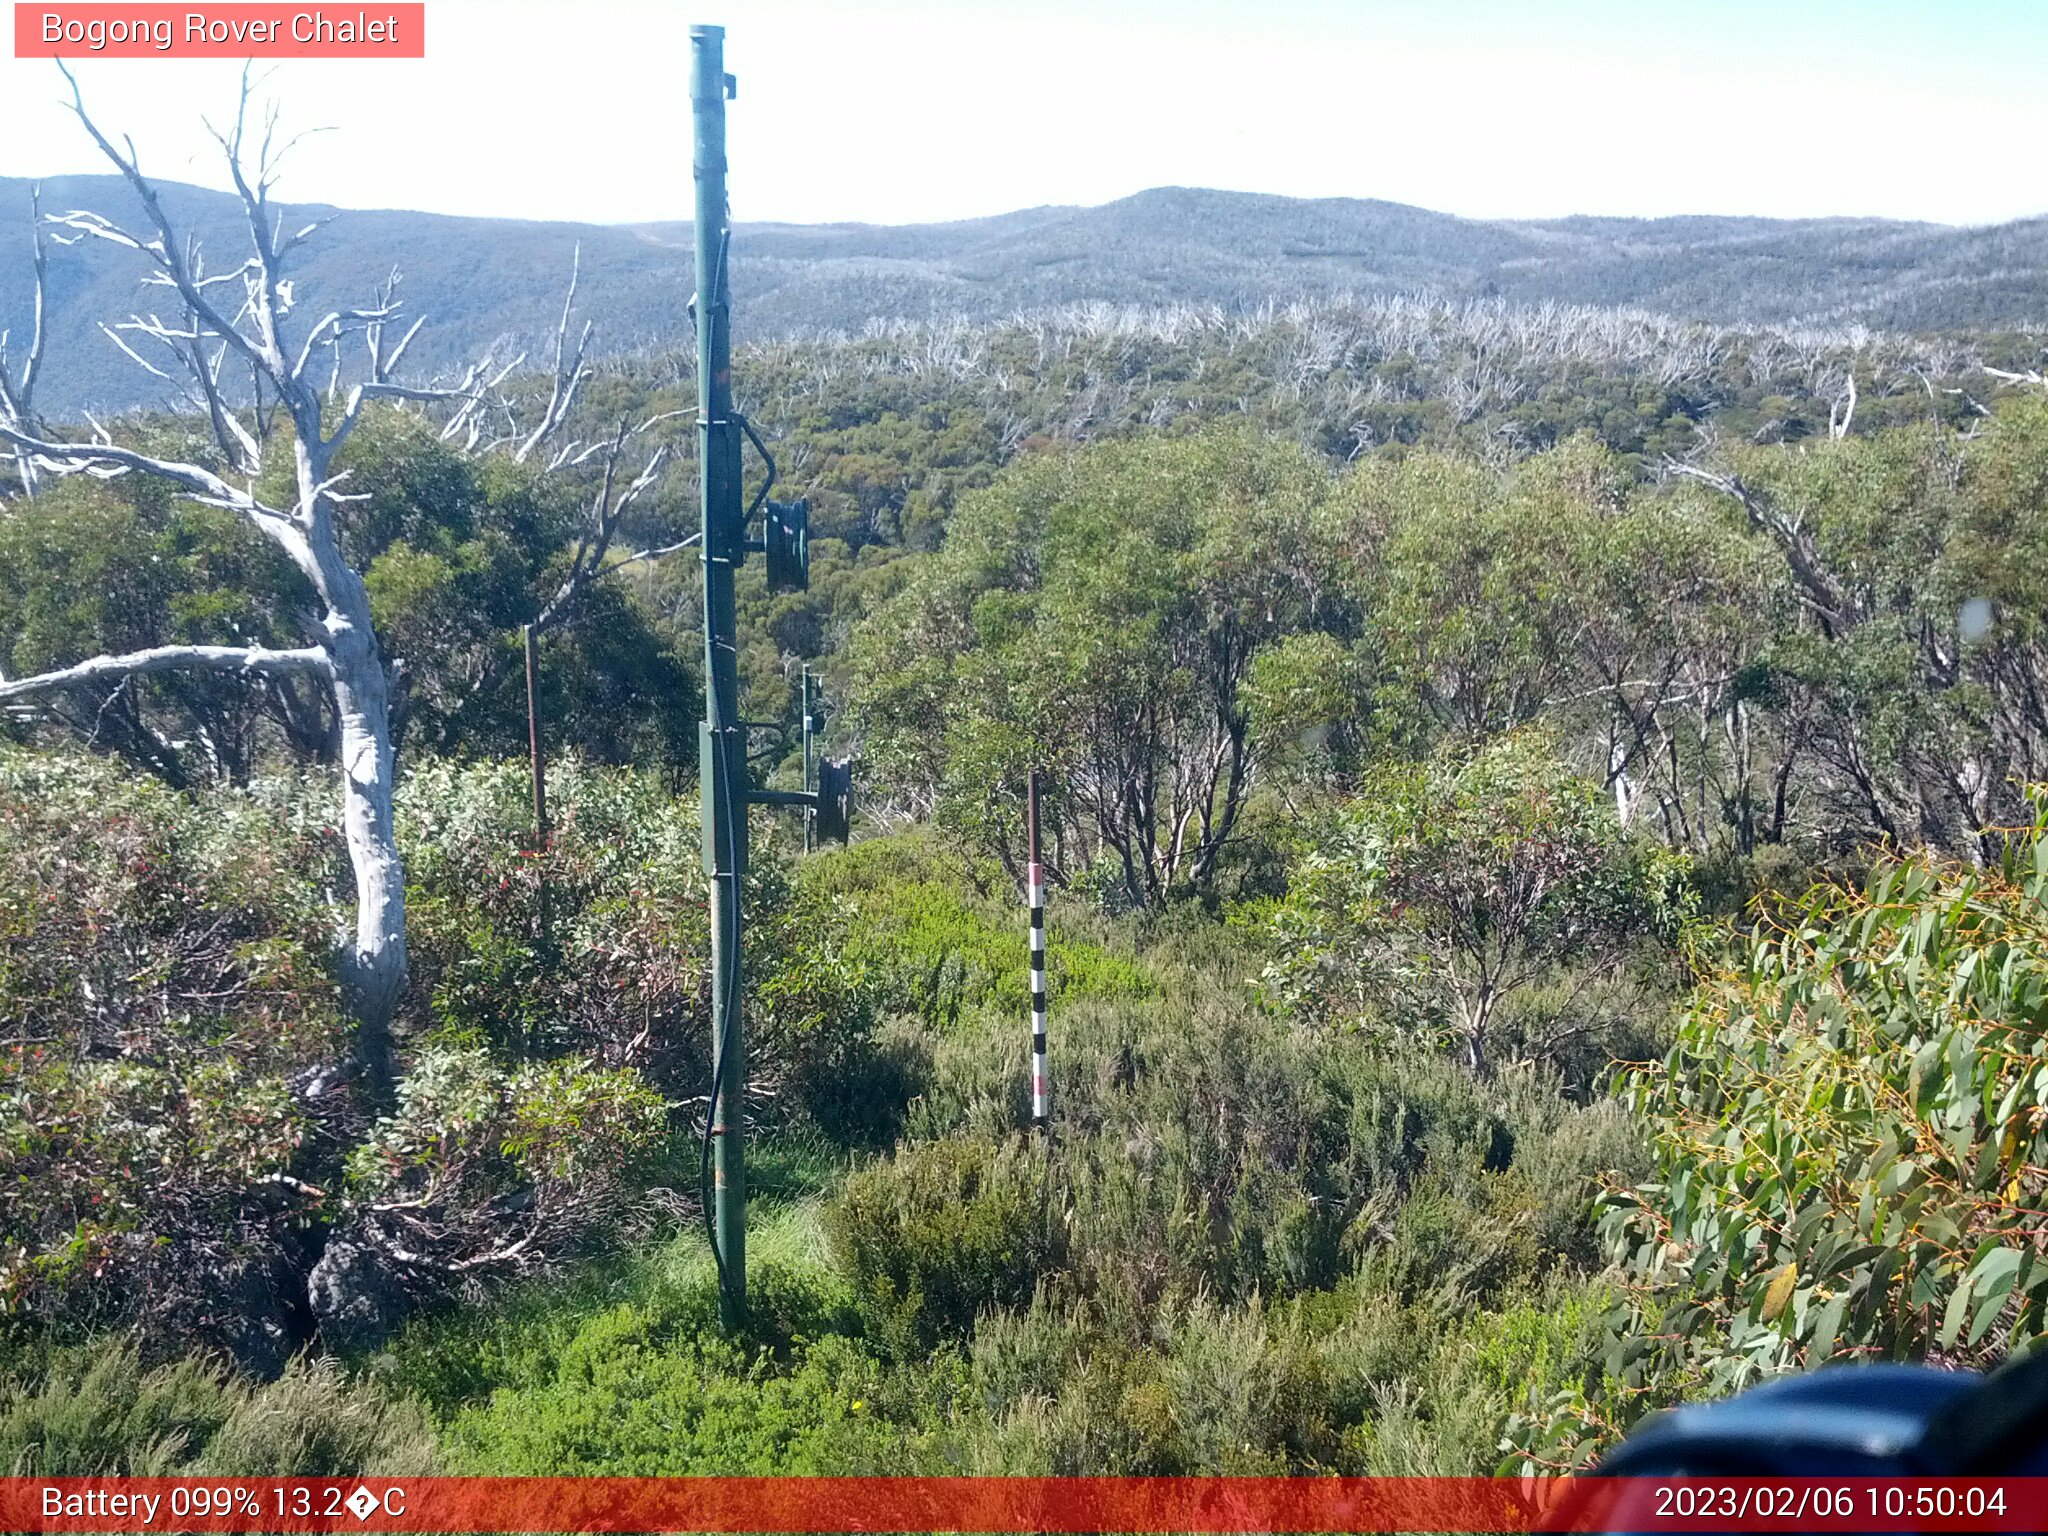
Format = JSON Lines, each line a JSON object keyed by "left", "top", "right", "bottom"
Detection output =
{"left": 1026, "top": 769, "right": 1049, "bottom": 1134}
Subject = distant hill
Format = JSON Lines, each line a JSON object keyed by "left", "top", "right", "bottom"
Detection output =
{"left": 4, "top": 176, "right": 2047, "bottom": 414}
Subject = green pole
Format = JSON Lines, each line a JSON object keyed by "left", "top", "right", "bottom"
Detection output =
{"left": 692, "top": 21, "right": 746, "bottom": 1331}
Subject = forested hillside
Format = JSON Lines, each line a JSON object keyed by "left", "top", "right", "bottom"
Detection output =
{"left": 8, "top": 126, "right": 2048, "bottom": 1484}
{"left": 8, "top": 171, "right": 2048, "bottom": 412}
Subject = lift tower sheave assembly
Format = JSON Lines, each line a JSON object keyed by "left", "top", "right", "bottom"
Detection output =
{"left": 692, "top": 22, "right": 747, "bottom": 1333}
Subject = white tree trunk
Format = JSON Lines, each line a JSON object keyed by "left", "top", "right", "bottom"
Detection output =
{"left": 328, "top": 614, "right": 405, "bottom": 1090}
{"left": 2, "top": 67, "right": 661, "bottom": 1103}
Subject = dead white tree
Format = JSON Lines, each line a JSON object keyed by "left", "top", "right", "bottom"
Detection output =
{"left": 0, "top": 183, "right": 48, "bottom": 495}
{"left": 1829, "top": 371, "right": 1858, "bottom": 440}
{"left": 0, "top": 70, "right": 465, "bottom": 1093}
{"left": 0, "top": 68, "right": 673, "bottom": 1095}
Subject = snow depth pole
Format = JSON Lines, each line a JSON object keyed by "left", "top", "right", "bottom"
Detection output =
{"left": 523, "top": 623, "right": 548, "bottom": 851}
{"left": 523, "top": 621, "right": 551, "bottom": 1002}
{"left": 1026, "top": 770, "right": 1049, "bottom": 1135}
{"left": 692, "top": 21, "right": 747, "bottom": 1332}
{"left": 802, "top": 665, "right": 816, "bottom": 856}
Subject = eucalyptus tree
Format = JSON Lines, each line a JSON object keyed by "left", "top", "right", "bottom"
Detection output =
{"left": 849, "top": 428, "right": 1336, "bottom": 907}
{"left": 1670, "top": 400, "right": 2048, "bottom": 862}
{"left": 0, "top": 69, "right": 679, "bottom": 1092}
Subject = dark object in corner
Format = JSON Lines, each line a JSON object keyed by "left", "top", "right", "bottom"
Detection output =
{"left": 1574, "top": 1353, "right": 2048, "bottom": 1531}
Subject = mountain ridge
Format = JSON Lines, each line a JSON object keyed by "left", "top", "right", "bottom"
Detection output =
{"left": 5, "top": 175, "right": 2046, "bottom": 413}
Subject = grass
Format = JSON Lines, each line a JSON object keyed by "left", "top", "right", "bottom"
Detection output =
{"left": 374, "top": 1123, "right": 853, "bottom": 1422}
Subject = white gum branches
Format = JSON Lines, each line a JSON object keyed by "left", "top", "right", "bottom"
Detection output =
{"left": 0, "top": 67, "right": 694, "bottom": 1095}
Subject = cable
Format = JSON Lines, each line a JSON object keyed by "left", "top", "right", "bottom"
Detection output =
{"left": 698, "top": 668, "right": 744, "bottom": 1309}
{"left": 691, "top": 215, "right": 743, "bottom": 1307}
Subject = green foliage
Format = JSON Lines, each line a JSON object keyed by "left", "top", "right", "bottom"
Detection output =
{"left": 346, "top": 411, "right": 696, "bottom": 769}
{"left": 401, "top": 959, "right": 1636, "bottom": 1478}
{"left": 893, "top": 963, "right": 1642, "bottom": 1323}
{"left": 0, "top": 465, "right": 311, "bottom": 787}
{"left": 0, "top": 749, "right": 342, "bottom": 1348}
{"left": 1706, "top": 400, "right": 2048, "bottom": 860}
{"left": 964, "top": 1270, "right": 1616, "bottom": 1476}
{"left": 1257, "top": 732, "right": 1692, "bottom": 1075}
{"left": 0, "top": 1339, "right": 434, "bottom": 1475}
{"left": 398, "top": 756, "right": 886, "bottom": 1140}
{"left": 350, "top": 807, "right": 1649, "bottom": 1478}
{"left": 14, "top": 293, "right": 2048, "bottom": 1483}
{"left": 0, "top": 751, "right": 883, "bottom": 1360}
{"left": 399, "top": 756, "right": 708, "bottom": 1067}
{"left": 343, "top": 1045, "right": 667, "bottom": 1272}
{"left": 799, "top": 833, "right": 1157, "bottom": 1028}
{"left": 445, "top": 1321, "right": 915, "bottom": 1475}
{"left": 1358, "top": 447, "right": 1612, "bottom": 741}
{"left": 399, "top": 1251, "right": 961, "bottom": 1476}
{"left": 849, "top": 428, "right": 1335, "bottom": 907}
{"left": 0, "top": 410, "right": 695, "bottom": 786}
{"left": 1628, "top": 803, "right": 2048, "bottom": 1359}
{"left": 1510, "top": 794, "right": 2048, "bottom": 1469}
{"left": 828, "top": 1138, "right": 1058, "bottom": 1360}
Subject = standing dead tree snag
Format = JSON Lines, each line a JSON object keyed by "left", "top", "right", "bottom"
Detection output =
{"left": 0, "top": 183, "right": 48, "bottom": 497}
{"left": 0, "top": 68, "right": 659, "bottom": 1096}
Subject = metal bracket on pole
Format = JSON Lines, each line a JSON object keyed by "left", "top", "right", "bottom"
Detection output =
{"left": 745, "top": 766, "right": 852, "bottom": 846}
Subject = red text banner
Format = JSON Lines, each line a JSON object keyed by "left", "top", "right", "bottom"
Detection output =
{"left": 5, "top": 1476, "right": 2048, "bottom": 1532}
{"left": 13, "top": 5, "right": 425, "bottom": 58}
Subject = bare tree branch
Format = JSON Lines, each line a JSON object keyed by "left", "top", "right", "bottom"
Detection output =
{"left": 0, "top": 643, "right": 331, "bottom": 703}
{"left": 1665, "top": 457, "right": 1856, "bottom": 637}
{"left": 52, "top": 62, "right": 283, "bottom": 391}
{"left": 527, "top": 427, "right": 674, "bottom": 638}
{"left": 607, "top": 532, "right": 702, "bottom": 573}
{"left": 0, "top": 182, "right": 48, "bottom": 494}
{"left": 513, "top": 244, "right": 591, "bottom": 464}
{"left": 10, "top": 65, "right": 685, "bottom": 1101}
{"left": 22, "top": 64, "right": 414, "bottom": 1092}
{"left": 0, "top": 419, "right": 297, "bottom": 526}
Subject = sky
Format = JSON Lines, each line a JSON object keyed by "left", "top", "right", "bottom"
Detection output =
{"left": 0, "top": 0, "right": 2043, "bottom": 229}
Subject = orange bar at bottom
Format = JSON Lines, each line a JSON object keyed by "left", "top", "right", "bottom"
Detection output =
{"left": 7, "top": 1475, "right": 2048, "bottom": 1533}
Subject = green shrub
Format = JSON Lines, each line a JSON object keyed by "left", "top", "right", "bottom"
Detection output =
{"left": 341, "top": 1045, "right": 668, "bottom": 1276}
{"left": 187, "top": 1359, "right": 438, "bottom": 1476}
{"left": 1511, "top": 798, "right": 2048, "bottom": 1472}
{"left": 0, "top": 750, "right": 895, "bottom": 1360}
{"left": 827, "top": 1137, "right": 1058, "bottom": 1359}
{"left": 431, "top": 1264, "right": 960, "bottom": 1475}
{"left": 801, "top": 832, "right": 1158, "bottom": 1028}
{"left": 894, "top": 982, "right": 1637, "bottom": 1319}
{"left": 1255, "top": 731, "right": 1692, "bottom": 1079}
{"left": 402, "top": 756, "right": 892, "bottom": 1143}
{"left": 1158, "top": 1299, "right": 1334, "bottom": 1472}
{"left": 0, "top": 1340, "right": 434, "bottom": 1475}
{"left": 399, "top": 756, "right": 708, "bottom": 1069}
{"left": 964, "top": 1269, "right": 1612, "bottom": 1477}
{"left": 0, "top": 750, "right": 342, "bottom": 1358}
{"left": 1617, "top": 803, "right": 2048, "bottom": 1369}
{"left": 446, "top": 1325, "right": 902, "bottom": 1475}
